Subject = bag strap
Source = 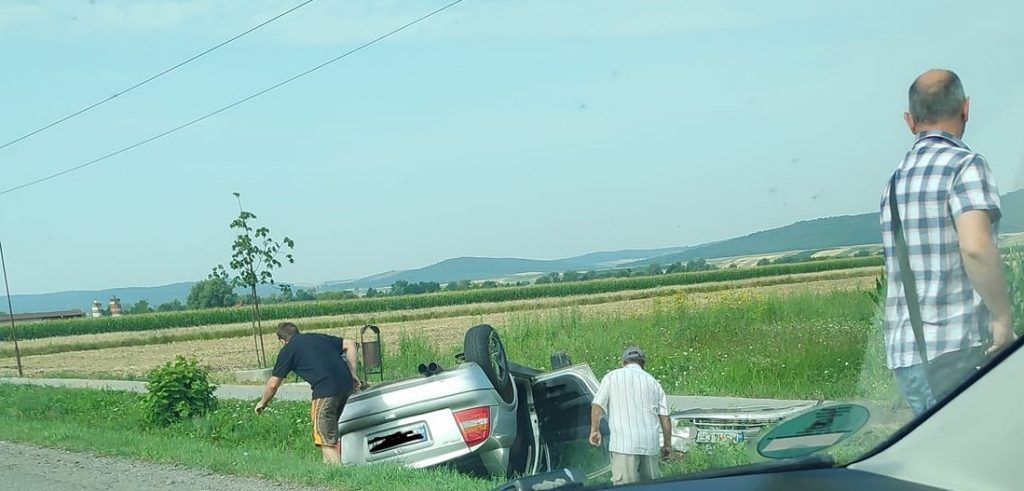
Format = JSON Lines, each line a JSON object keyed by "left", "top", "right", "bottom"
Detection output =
{"left": 889, "top": 174, "right": 930, "bottom": 366}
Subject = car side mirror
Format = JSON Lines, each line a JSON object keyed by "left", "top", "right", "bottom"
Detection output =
{"left": 492, "top": 468, "right": 586, "bottom": 491}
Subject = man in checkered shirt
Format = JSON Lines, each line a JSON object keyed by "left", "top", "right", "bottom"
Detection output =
{"left": 881, "top": 69, "right": 1015, "bottom": 416}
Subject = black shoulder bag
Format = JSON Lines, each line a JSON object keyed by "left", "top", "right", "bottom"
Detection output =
{"left": 888, "top": 176, "right": 988, "bottom": 399}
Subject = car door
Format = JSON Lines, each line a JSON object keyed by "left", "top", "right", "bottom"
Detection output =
{"left": 530, "top": 364, "right": 611, "bottom": 478}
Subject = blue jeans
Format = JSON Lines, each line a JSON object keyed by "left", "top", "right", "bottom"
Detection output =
{"left": 893, "top": 364, "right": 936, "bottom": 416}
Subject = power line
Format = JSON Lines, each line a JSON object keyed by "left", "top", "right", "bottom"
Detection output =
{"left": 0, "top": 0, "right": 465, "bottom": 198}
{"left": 0, "top": 0, "right": 317, "bottom": 152}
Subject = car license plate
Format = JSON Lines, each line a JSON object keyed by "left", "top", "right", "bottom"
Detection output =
{"left": 695, "top": 430, "right": 745, "bottom": 444}
{"left": 367, "top": 423, "right": 429, "bottom": 454}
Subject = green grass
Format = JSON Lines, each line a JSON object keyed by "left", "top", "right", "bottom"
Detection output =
{"left": 4, "top": 257, "right": 882, "bottom": 342}
{"left": 0, "top": 386, "right": 892, "bottom": 490}
{"left": 660, "top": 443, "right": 752, "bottom": 476}
{"left": 0, "top": 286, "right": 900, "bottom": 489}
{"left": 0, "top": 384, "right": 495, "bottom": 491}
{"left": 378, "top": 289, "right": 890, "bottom": 401}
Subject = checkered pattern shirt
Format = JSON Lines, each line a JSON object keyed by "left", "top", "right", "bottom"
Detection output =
{"left": 880, "top": 130, "right": 1002, "bottom": 369}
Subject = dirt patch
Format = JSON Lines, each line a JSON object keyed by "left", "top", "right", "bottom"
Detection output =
{"left": 0, "top": 276, "right": 874, "bottom": 379}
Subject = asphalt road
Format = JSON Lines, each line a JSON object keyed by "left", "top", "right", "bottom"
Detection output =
{"left": 0, "top": 441, "right": 324, "bottom": 491}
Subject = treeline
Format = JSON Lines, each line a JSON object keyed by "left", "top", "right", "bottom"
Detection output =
{"left": 118, "top": 299, "right": 187, "bottom": 315}
{"left": 3, "top": 256, "right": 883, "bottom": 341}
{"left": 99, "top": 254, "right": 881, "bottom": 316}
{"left": 318, "top": 279, "right": 532, "bottom": 301}
{"left": 536, "top": 259, "right": 717, "bottom": 284}
{"left": 755, "top": 248, "right": 880, "bottom": 267}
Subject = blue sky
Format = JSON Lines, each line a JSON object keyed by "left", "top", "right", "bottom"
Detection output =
{"left": 1, "top": 0, "right": 1022, "bottom": 294}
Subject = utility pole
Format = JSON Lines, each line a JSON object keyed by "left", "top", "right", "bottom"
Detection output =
{"left": 0, "top": 240, "right": 24, "bottom": 377}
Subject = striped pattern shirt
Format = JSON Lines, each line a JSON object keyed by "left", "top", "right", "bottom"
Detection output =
{"left": 592, "top": 363, "right": 669, "bottom": 456}
{"left": 880, "top": 130, "right": 1001, "bottom": 369}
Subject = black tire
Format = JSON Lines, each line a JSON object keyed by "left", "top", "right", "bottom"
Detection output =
{"left": 464, "top": 324, "right": 514, "bottom": 404}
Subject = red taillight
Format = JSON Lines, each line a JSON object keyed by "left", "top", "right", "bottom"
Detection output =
{"left": 453, "top": 406, "right": 491, "bottom": 447}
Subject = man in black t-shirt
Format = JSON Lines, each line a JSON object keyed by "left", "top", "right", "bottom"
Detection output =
{"left": 255, "top": 322, "right": 360, "bottom": 464}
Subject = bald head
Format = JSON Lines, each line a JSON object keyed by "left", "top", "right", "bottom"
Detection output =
{"left": 908, "top": 69, "right": 966, "bottom": 125}
{"left": 904, "top": 69, "right": 968, "bottom": 136}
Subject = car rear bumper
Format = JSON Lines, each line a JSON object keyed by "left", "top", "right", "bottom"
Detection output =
{"left": 340, "top": 403, "right": 516, "bottom": 476}
{"left": 342, "top": 407, "right": 473, "bottom": 467}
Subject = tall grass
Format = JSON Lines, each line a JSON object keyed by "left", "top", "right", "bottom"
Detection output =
{"left": 508, "top": 290, "right": 884, "bottom": 400}
{"left": 379, "top": 289, "right": 886, "bottom": 401}
{"left": 4, "top": 257, "right": 881, "bottom": 342}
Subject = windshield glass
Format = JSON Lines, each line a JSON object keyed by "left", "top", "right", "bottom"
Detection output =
{"left": 0, "top": 1, "right": 1021, "bottom": 490}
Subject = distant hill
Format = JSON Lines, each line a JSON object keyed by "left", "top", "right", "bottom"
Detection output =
{"left": 7, "top": 283, "right": 195, "bottom": 314}
{"left": 326, "top": 188, "right": 1024, "bottom": 289}
{"left": 624, "top": 214, "right": 880, "bottom": 267}
{"left": 6, "top": 283, "right": 282, "bottom": 315}
{"left": 319, "top": 247, "right": 689, "bottom": 291}
{"left": 322, "top": 217, "right": 881, "bottom": 291}
{"left": 626, "top": 188, "right": 1024, "bottom": 267}
{"left": 7, "top": 248, "right": 688, "bottom": 312}
{"left": 1000, "top": 188, "right": 1024, "bottom": 232}
{"left": 11, "top": 189, "right": 1021, "bottom": 312}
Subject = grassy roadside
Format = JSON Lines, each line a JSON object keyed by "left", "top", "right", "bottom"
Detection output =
{"left": 0, "top": 383, "right": 894, "bottom": 490}
{"left": 0, "top": 384, "right": 494, "bottom": 491}
{"left": 0, "top": 286, "right": 901, "bottom": 489}
{"left": 2, "top": 268, "right": 878, "bottom": 359}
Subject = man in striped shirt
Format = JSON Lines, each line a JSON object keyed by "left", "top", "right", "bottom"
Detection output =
{"left": 589, "top": 347, "right": 672, "bottom": 485}
{"left": 881, "top": 69, "right": 1015, "bottom": 416}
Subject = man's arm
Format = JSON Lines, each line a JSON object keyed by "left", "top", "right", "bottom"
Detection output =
{"left": 957, "top": 210, "right": 1015, "bottom": 354}
{"left": 589, "top": 404, "right": 605, "bottom": 447}
{"left": 659, "top": 415, "right": 672, "bottom": 457}
{"left": 254, "top": 376, "right": 284, "bottom": 414}
{"left": 589, "top": 376, "right": 611, "bottom": 447}
{"left": 341, "top": 338, "right": 361, "bottom": 389}
{"left": 657, "top": 385, "right": 672, "bottom": 458}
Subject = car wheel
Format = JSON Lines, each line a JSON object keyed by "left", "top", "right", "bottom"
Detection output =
{"left": 464, "top": 324, "right": 514, "bottom": 403}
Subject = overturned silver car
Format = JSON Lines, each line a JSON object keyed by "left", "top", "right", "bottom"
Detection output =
{"left": 338, "top": 324, "right": 817, "bottom": 478}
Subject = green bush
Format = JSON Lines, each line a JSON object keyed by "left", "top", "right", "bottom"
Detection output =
{"left": 142, "top": 356, "right": 218, "bottom": 426}
{"left": 5, "top": 256, "right": 883, "bottom": 341}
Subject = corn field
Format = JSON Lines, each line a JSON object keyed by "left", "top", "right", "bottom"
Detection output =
{"left": 4, "top": 256, "right": 882, "bottom": 341}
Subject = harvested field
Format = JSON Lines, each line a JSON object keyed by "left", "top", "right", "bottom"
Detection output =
{"left": 2, "top": 267, "right": 880, "bottom": 358}
{"left": 0, "top": 275, "right": 874, "bottom": 379}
